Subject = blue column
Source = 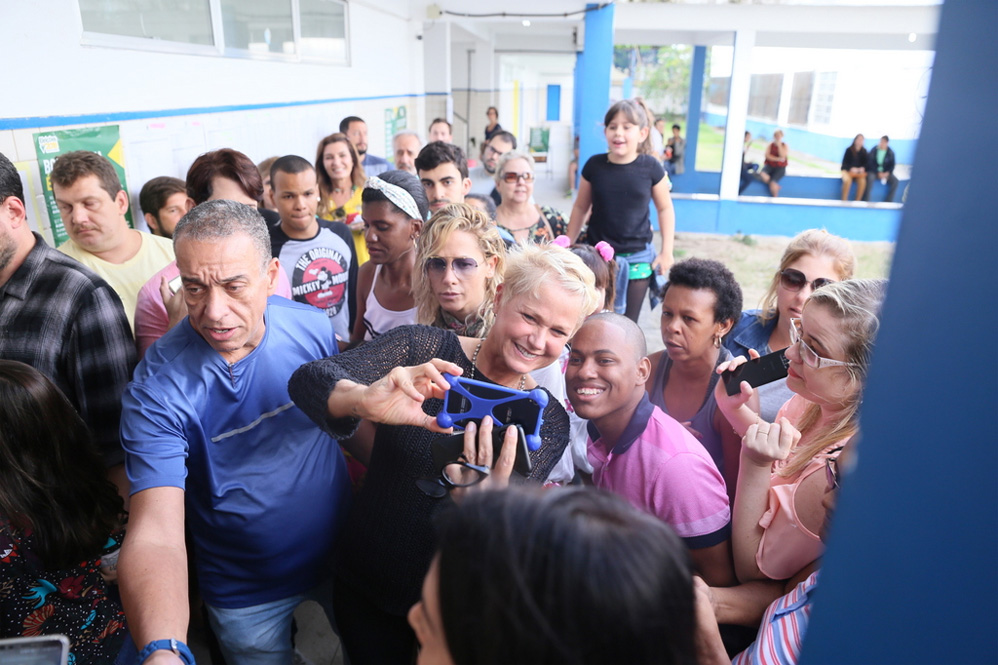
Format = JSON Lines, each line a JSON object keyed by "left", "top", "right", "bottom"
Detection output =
{"left": 683, "top": 45, "right": 707, "bottom": 176}
{"left": 577, "top": 3, "right": 615, "bottom": 178}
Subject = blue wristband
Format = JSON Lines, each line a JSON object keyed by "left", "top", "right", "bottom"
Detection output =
{"left": 138, "top": 639, "right": 195, "bottom": 665}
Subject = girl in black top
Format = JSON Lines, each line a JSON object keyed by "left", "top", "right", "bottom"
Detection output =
{"left": 568, "top": 99, "right": 676, "bottom": 323}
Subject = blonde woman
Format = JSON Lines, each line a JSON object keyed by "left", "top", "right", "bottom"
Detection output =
{"left": 414, "top": 203, "right": 506, "bottom": 337}
{"left": 716, "top": 279, "right": 886, "bottom": 583}
{"left": 725, "top": 229, "right": 855, "bottom": 422}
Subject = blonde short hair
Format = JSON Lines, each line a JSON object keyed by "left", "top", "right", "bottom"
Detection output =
{"left": 413, "top": 203, "right": 507, "bottom": 335}
{"left": 501, "top": 243, "right": 600, "bottom": 333}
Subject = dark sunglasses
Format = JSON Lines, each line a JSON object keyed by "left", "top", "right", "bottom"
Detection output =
{"left": 501, "top": 171, "right": 534, "bottom": 184}
{"left": 425, "top": 257, "right": 479, "bottom": 277}
{"left": 779, "top": 268, "right": 834, "bottom": 293}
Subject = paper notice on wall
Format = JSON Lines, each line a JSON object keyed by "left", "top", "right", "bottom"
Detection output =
{"left": 33, "top": 125, "right": 132, "bottom": 245}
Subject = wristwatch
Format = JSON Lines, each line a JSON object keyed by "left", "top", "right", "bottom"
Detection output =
{"left": 138, "top": 639, "right": 195, "bottom": 665}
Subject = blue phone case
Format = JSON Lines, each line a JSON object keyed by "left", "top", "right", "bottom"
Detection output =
{"left": 436, "top": 374, "right": 548, "bottom": 451}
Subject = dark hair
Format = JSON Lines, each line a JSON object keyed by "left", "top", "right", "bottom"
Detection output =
{"left": 672, "top": 124, "right": 682, "bottom": 131}
{"left": 429, "top": 118, "right": 452, "bottom": 132}
{"left": 185, "top": 148, "right": 263, "bottom": 205}
{"left": 570, "top": 243, "right": 616, "bottom": 312}
{"left": 50, "top": 151, "right": 123, "bottom": 200}
{"left": 0, "top": 361, "right": 123, "bottom": 569}
{"left": 881, "top": 135, "right": 890, "bottom": 143}
{"left": 361, "top": 169, "right": 430, "bottom": 221}
{"left": 415, "top": 141, "right": 469, "bottom": 179}
{"left": 664, "top": 257, "right": 743, "bottom": 327}
{"left": 435, "top": 487, "right": 696, "bottom": 664}
{"left": 490, "top": 131, "right": 517, "bottom": 150}
{"left": 486, "top": 106, "right": 498, "bottom": 117}
{"left": 0, "top": 151, "right": 24, "bottom": 203}
{"left": 339, "top": 116, "right": 364, "bottom": 134}
{"left": 139, "top": 176, "right": 186, "bottom": 220}
{"left": 464, "top": 193, "right": 496, "bottom": 219}
{"left": 314, "top": 133, "right": 366, "bottom": 196}
{"left": 270, "top": 154, "right": 315, "bottom": 184}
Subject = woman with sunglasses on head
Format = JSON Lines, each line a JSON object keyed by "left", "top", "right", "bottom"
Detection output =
{"left": 716, "top": 279, "right": 885, "bottom": 584}
{"left": 725, "top": 229, "right": 855, "bottom": 422}
{"left": 289, "top": 243, "right": 599, "bottom": 664}
{"left": 493, "top": 151, "right": 567, "bottom": 244}
{"left": 351, "top": 170, "right": 430, "bottom": 345}
{"left": 414, "top": 204, "right": 506, "bottom": 338}
{"left": 0, "top": 361, "right": 132, "bottom": 664}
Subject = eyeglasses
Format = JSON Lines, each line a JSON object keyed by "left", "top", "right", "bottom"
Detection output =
{"left": 501, "top": 171, "right": 534, "bottom": 184}
{"left": 415, "top": 457, "right": 491, "bottom": 498}
{"left": 779, "top": 268, "right": 834, "bottom": 293}
{"left": 485, "top": 145, "right": 504, "bottom": 158}
{"left": 425, "top": 257, "right": 480, "bottom": 278}
{"left": 789, "top": 318, "right": 859, "bottom": 370}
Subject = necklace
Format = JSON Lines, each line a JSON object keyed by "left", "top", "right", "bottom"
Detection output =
{"left": 472, "top": 339, "right": 526, "bottom": 391}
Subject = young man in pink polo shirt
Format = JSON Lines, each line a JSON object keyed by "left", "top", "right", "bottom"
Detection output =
{"left": 567, "top": 313, "right": 736, "bottom": 586}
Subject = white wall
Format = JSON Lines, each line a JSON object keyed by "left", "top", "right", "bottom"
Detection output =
{"left": 1, "top": 0, "right": 428, "bottom": 242}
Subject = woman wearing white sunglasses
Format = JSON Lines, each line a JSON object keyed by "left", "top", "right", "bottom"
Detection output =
{"left": 413, "top": 203, "right": 506, "bottom": 338}
{"left": 716, "top": 278, "right": 886, "bottom": 584}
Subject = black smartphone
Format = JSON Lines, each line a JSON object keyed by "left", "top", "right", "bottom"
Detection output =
{"left": 430, "top": 424, "right": 532, "bottom": 477}
{"left": 722, "top": 348, "right": 790, "bottom": 396}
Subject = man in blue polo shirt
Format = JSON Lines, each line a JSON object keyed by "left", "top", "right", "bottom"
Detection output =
{"left": 118, "top": 200, "right": 350, "bottom": 665}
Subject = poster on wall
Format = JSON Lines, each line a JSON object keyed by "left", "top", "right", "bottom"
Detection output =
{"left": 384, "top": 106, "right": 408, "bottom": 165}
{"left": 33, "top": 125, "right": 132, "bottom": 245}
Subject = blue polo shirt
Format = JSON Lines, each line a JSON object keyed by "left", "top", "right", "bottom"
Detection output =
{"left": 122, "top": 297, "right": 350, "bottom": 608}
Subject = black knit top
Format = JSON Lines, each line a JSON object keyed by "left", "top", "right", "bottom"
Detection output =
{"left": 289, "top": 324, "right": 569, "bottom": 615}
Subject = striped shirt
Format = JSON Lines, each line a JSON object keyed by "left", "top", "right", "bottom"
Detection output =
{"left": 733, "top": 572, "right": 819, "bottom": 665}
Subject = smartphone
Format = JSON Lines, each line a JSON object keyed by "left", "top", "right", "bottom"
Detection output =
{"left": 0, "top": 636, "right": 70, "bottom": 665}
{"left": 436, "top": 374, "right": 547, "bottom": 450}
{"left": 722, "top": 348, "right": 790, "bottom": 396}
{"left": 168, "top": 275, "right": 183, "bottom": 294}
{"left": 431, "top": 424, "right": 532, "bottom": 477}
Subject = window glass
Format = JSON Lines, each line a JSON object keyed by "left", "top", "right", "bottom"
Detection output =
{"left": 220, "top": 0, "right": 294, "bottom": 54}
{"left": 80, "top": 0, "right": 213, "bottom": 45}
{"left": 300, "top": 0, "right": 348, "bottom": 62}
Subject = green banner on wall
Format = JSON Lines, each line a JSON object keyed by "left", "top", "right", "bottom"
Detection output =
{"left": 384, "top": 106, "right": 408, "bottom": 165}
{"left": 33, "top": 125, "right": 132, "bottom": 246}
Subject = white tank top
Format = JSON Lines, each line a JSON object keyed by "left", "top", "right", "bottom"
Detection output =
{"left": 362, "top": 264, "right": 418, "bottom": 340}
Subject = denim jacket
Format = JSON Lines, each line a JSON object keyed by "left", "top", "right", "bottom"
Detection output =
{"left": 724, "top": 309, "right": 777, "bottom": 358}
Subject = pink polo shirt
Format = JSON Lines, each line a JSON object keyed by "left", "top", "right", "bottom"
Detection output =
{"left": 588, "top": 395, "right": 731, "bottom": 547}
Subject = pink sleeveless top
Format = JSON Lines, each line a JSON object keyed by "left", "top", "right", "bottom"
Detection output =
{"left": 756, "top": 395, "right": 846, "bottom": 580}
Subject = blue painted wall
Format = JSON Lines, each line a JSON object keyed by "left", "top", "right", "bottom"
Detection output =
{"left": 802, "top": 2, "right": 998, "bottom": 662}
{"left": 671, "top": 170, "right": 908, "bottom": 203}
{"left": 704, "top": 112, "right": 919, "bottom": 165}
{"left": 673, "top": 198, "right": 901, "bottom": 242}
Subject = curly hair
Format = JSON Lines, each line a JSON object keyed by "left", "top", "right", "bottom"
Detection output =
{"left": 413, "top": 203, "right": 506, "bottom": 335}
{"left": 664, "top": 257, "right": 743, "bottom": 328}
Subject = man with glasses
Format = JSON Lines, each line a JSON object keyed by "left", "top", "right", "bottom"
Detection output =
{"left": 469, "top": 131, "right": 517, "bottom": 205}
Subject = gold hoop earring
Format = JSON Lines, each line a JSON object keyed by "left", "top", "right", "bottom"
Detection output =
{"left": 713, "top": 335, "right": 721, "bottom": 349}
